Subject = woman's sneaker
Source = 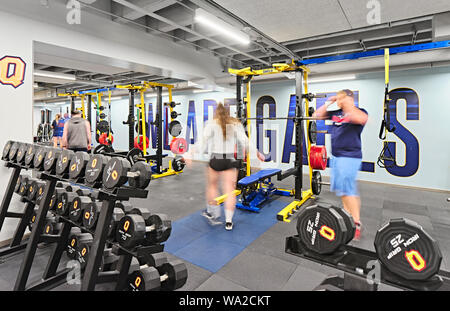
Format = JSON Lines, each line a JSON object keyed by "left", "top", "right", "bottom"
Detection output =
{"left": 354, "top": 222, "right": 362, "bottom": 241}
{"left": 225, "top": 222, "right": 233, "bottom": 231}
{"left": 202, "top": 210, "right": 222, "bottom": 226}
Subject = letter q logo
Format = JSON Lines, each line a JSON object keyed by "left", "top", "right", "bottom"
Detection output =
{"left": 0, "top": 56, "right": 26, "bottom": 88}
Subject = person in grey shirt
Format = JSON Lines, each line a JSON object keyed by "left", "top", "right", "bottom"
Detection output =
{"left": 62, "top": 110, "right": 92, "bottom": 152}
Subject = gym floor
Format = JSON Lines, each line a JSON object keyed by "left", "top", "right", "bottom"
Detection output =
{"left": 0, "top": 160, "right": 448, "bottom": 291}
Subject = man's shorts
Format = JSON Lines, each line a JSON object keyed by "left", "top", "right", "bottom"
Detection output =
{"left": 330, "top": 156, "right": 362, "bottom": 197}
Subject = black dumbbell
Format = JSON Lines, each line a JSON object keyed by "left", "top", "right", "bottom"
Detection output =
{"left": 24, "top": 144, "right": 36, "bottom": 167}
{"left": 66, "top": 230, "right": 88, "bottom": 260}
{"left": 26, "top": 180, "right": 46, "bottom": 201}
{"left": 102, "top": 158, "right": 152, "bottom": 190}
{"left": 43, "top": 148, "right": 61, "bottom": 173}
{"left": 55, "top": 149, "right": 75, "bottom": 176}
{"left": 100, "top": 248, "right": 119, "bottom": 272}
{"left": 68, "top": 151, "right": 90, "bottom": 180}
{"left": 43, "top": 217, "right": 62, "bottom": 235}
{"left": 8, "top": 142, "right": 20, "bottom": 162}
{"left": 2, "top": 140, "right": 13, "bottom": 160}
{"left": 15, "top": 175, "right": 28, "bottom": 194}
{"left": 85, "top": 154, "right": 110, "bottom": 186}
{"left": 55, "top": 190, "right": 78, "bottom": 216}
{"left": 116, "top": 212, "right": 172, "bottom": 248}
{"left": 20, "top": 177, "right": 38, "bottom": 197}
{"left": 75, "top": 233, "right": 94, "bottom": 269}
{"left": 16, "top": 143, "right": 29, "bottom": 164}
{"left": 82, "top": 201, "right": 103, "bottom": 229}
{"left": 28, "top": 210, "right": 57, "bottom": 233}
{"left": 33, "top": 147, "right": 48, "bottom": 170}
{"left": 127, "top": 260, "right": 187, "bottom": 291}
{"left": 69, "top": 196, "right": 93, "bottom": 224}
{"left": 35, "top": 182, "right": 47, "bottom": 205}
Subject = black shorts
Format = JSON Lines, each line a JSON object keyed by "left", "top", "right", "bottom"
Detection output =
{"left": 209, "top": 153, "right": 239, "bottom": 172}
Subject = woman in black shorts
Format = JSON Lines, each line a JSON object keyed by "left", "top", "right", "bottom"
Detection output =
{"left": 186, "top": 103, "right": 263, "bottom": 230}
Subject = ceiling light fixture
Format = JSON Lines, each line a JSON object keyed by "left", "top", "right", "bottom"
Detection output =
{"left": 34, "top": 70, "right": 76, "bottom": 81}
{"left": 308, "top": 74, "right": 357, "bottom": 84}
{"left": 194, "top": 8, "right": 250, "bottom": 45}
{"left": 193, "top": 89, "right": 213, "bottom": 93}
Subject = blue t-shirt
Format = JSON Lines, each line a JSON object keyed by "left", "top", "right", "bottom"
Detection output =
{"left": 328, "top": 108, "right": 368, "bottom": 159}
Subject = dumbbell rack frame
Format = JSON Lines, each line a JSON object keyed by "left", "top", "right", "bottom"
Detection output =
{"left": 285, "top": 235, "right": 450, "bottom": 291}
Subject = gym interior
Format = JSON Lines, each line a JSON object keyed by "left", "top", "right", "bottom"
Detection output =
{"left": 0, "top": 0, "right": 449, "bottom": 297}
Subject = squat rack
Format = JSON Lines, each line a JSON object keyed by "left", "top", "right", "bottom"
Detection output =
{"left": 216, "top": 62, "right": 318, "bottom": 219}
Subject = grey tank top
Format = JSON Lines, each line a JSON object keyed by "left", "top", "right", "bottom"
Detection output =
{"left": 67, "top": 117, "right": 88, "bottom": 149}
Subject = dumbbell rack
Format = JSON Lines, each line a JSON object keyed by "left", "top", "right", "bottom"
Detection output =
{"left": 285, "top": 235, "right": 450, "bottom": 291}
{"left": 0, "top": 156, "right": 166, "bottom": 291}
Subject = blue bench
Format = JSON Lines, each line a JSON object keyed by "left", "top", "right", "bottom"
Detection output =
{"left": 238, "top": 169, "right": 282, "bottom": 187}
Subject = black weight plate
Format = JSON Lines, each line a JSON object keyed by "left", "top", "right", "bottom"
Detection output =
{"left": 2, "top": 140, "right": 13, "bottom": 160}
{"left": 172, "top": 156, "right": 185, "bottom": 172}
{"left": 135, "top": 122, "right": 150, "bottom": 134}
{"left": 168, "top": 121, "right": 182, "bottom": 137}
{"left": 44, "top": 148, "right": 61, "bottom": 173}
{"left": 97, "top": 120, "right": 109, "bottom": 133}
{"left": 308, "top": 107, "right": 315, "bottom": 117}
{"left": 99, "top": 113, "right": 106, "bottom": 119}
{"left": 68, "top": 152, "right": 90, "bottom": 179}
{"left": 296, "top": 204, "right": 348, "bottom": 255}
{"left": 128, "top": 161, "right": 152, "bottom": 189}
{"left": 374, "top": 218, "right": 442, "bottom": 281}
{"left": 8, "top": 142, "right": 20, "bottom": 161}
{"left": 102, "top": 157, "right": 131, "bottom": 189}
{"left": 24, "top": 144, "right": 35, "bottom": 166}
{"left": 170, "top": 111, "right": 179, "bottom": 119}
{"left": 56, "top": 149, "right": 75, "bottom": 176}
{"left": 308, "top": 121, "right": 317, "bottom": 144}
{"left": 85, "top": 154, "right": 109, "bottom": 184}
{"left": 311, "top": 170, "right": 322, "bottom": 195}
{"left": 127, "top": 148, "right": 144, "bottom": 166}
{"left": 333, "top": 207, "right": 356, "bottom": 244}
{"left": 93, "top": 144, "right": 115, "bottom": 154}
{"left": 16, "top": 143, "right": 28, "bottom": 164}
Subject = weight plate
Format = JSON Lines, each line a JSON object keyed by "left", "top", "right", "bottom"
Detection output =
{"left": 308, "top": 121, "right": 317, "bottom": 144}
{"left": 170, "top": 111, "right": 179, "bottom": 119}
{"left": 135, "top": 121, "right": 150, "bottom": 134}
{"left": 44, "top": 148, "right": 61, "bottom": 173}
{"left": 33, "top": 147, "right": 47, "bottom": 170}
{"left": 97, "top": 120, "right": 109, "bottom": 133}
{"left": 172, "top": 156, "right": 185, "bottom": 172}
{"left": 56, "top": 149, "right": 75, "bottom": 176}
{"left": 85, "top": 154, "right": 109, "bottom": 184}
{"left": 128, "top": 161, "right": 152, "bottom": 189}
{"left": 24, "top": 144, "right": 35, "bottom": 166}
{"left": 374, "top": 218, "right": 442, "bottom": 281}
{"left": 170, "top": 138, "right": 188, "bottom": 155}
{"left": 8, "top": 142, "right": 20, "bottom": 161}
{"left": 68, "top": 152, "right": 90, "bottom": 179}
{"left": 332, "top": 206, "right": 356, "bottom": 244}
{"left": 311, "top": 171, "right": 322, "bottom": 196}
{"left": 168, "top": 121, "right": 182, "bottom": 137}
{"left": 102, "top": 157, "right": 131, "bottom": 189}
{"left": 308, "top": 107, "right": 315, "bottom": 117}
{"left": 296, "top": 204, "right": 348, "bottom": 254}
{"left": 2, "top": 140, "right": 13, "bottom": 160}
{"left": 127, "top": 148, "right": 144, "bottom": 166}
{"left": 309, "top": 145, "right": 327, "bottom": 170}
{"left": 16, "top": 143, "right": 28, "bottom": 164}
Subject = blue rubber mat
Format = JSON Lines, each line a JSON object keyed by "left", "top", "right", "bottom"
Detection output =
{"left": 164, "top": 199, "right": 287, "bottom": 273}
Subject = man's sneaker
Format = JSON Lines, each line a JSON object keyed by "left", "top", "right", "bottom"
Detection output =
{"left": 354, "top": 222, "right": 362, "bottom": 241}
{"left": 202, "top": 210, "right": 222, "bottom": 226}
{"left": 225, "top": 222, "right": 233, "bottom": 231}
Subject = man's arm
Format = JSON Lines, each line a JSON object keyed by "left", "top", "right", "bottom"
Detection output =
{"left": 343, "top": 104, "right": 368, "bottom": 125}
{"left": 61, "top": 123, "right": 69, "bottom": 149}
{"left": 85, "top": 121, "right": 92, "bottom": 150}
{"left": 312, "top": 96, "right": 336, "bottom": 119}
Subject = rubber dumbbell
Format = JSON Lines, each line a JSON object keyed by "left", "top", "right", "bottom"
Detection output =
{"left": 33, "top": 147, "right": 48, "bottom": 170}
{"left": 100, "top": 248, "right": 119, "bottom": 272}
{"left": 24, "top": 144, "right": 36, "bottom": 167}
{"left": 43, "top": 217, "right": 62, "bottom": 235}
{"left": 35, "top": 182, "right": 47, "bottom": 205}
{"left": 66, "top": 230, "right": 88, "bottom": 260}
{"left": 2, "top": 140, "right": 13, "bottom": 160}
{"left": 128, "top": 207, "right": 151, "bottom": 218}
{"left": 69, "top": 151, "right": 90, "bottom": 180}
{"left": 75, "top": 188, "right": 91, "bottom": 197}
{"left": 102, "top": 158, "right": 152, "bottom": 190}
{"left": 75, "top": 233, "right": 94, "bottom": 269}
{"left": 55, "top": 149, "right": 75, "bottom": 176}
{"left": 43, "top": 148, "right": 61, "bottom": 173}
{"left": 15, "top": 175, "right": 28, "bottom": 194}
{"left": 26, "top": 180, "right": 46, "bottom": 201}
{"left": 127, "top": 260, "right": 187, "bottom": 291}
{"left": 82, "top": 201, "right": 103, "bottom": 229}
{"left": 8, "top": 142, "right": 20, "bottom": 162}
{"left": 85, "top": 154, "right": 110, "bottom": 186}
{"left": 116, "top": 213, "right": 172, "bottom": 248}
{"left": 16, "top": 143, "right": 29, "bottom": 164}
{"left": 69, "top": 196, "right": 92, "bottom": 224}
{"left": 20, "top": 177, "right": 38, "bottom": 197}
{"left": 55, "top": 191, "right": 78, "bottom": 216}
{"left": 135, "top": 252, "right": 168, "bottom": 267}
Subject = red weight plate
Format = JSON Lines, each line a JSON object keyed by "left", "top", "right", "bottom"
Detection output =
{"left": 309, "top": 145, "right": 327, "bottom": 170}
{"left": 170, "top": 138, "right": 188, "bottom": 155}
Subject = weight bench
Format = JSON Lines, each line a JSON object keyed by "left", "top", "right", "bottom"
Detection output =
{"left": 236, "top": 169, "right": 292, "bottom": 212}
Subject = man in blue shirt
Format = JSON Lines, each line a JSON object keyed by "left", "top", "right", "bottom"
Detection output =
{"left": 313, "top": 89, "right": 368, "bottom": 240}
